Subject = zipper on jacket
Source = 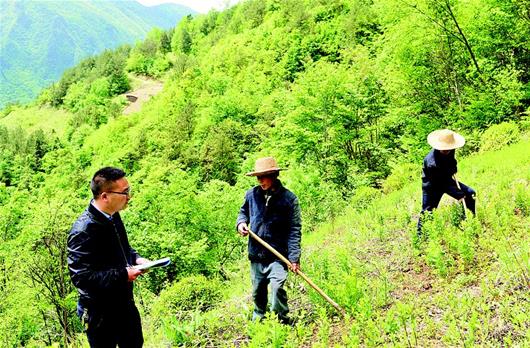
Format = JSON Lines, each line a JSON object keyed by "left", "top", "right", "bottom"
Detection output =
{"left": 112, "top": 222, "right": 131, "bottom": 267}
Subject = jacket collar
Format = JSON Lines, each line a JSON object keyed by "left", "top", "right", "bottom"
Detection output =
{"left": 87, "top": 202, "right": 116, "bottom": 225}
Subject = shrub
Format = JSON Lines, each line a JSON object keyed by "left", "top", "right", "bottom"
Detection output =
{"left": 457, "top": 129, "right": 481, "bottom": 157}
{"left": 350, "top": 186, "right": 381, "bottom": 210}
{"left": 247, "top": 315, "right": 290, "bottom": 348}
{"left": 62, "top": 82, "right": 88, "bottom": 112}
{"left": 148, "top": 56, "right": 171, "bottom": 77}
{"left": 151, "top": 275, "right": 223, "bottom": 319}
{"left": 520, "top": 113, "right": 530, "bottom": 131}
{"left": 420, "top": 202, "right": 480, "bottom": 277}
{"left": 382, "top": 163, "right": 418, "bottom": 194}
{"left": 150, "top": 275, "right": 223, "bottom": 346}
{"left": 126, "top": 52, "right": 153, "bottom": 75}
{"left": 514, "top": 183, "right": 529, "bottom": 217}
{"left": 479, "top": 122, "right": 520, "bottom": 152}
{"left": 160, "top": 314, "right": 201, "bottom": 346}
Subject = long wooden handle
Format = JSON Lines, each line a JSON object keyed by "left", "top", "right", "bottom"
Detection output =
{"left": 248, "top": 230, "right": 345, "bottom": 316}
{"left": 453, "top": 174, "right": 468, "bottom": 216}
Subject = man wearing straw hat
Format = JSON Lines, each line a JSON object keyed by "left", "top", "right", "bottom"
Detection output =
{"left": 417, "top": 129, "right": 476, "bottom": 235}
{"left": 236, "top": 157, "right": 302, "bottom": 324}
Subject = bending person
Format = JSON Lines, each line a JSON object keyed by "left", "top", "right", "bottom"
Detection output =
{"left": 418, "top": 129, "right": 476, "bottom": 235}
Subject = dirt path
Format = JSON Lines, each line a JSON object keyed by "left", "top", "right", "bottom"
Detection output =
{"left": 122, "top": 77, "right": 164, "bottom": 115}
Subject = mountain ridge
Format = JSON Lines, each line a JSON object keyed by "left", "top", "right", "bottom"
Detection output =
{"left": 0, "top": 0, "right": 195, "bottom": 108}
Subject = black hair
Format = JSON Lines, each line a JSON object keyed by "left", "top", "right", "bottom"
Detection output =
{"left": 90, "top": 167, "right": 126, "bottom": 198}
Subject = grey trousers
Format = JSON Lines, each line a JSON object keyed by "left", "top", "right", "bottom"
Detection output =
{"left": 250, "top": 261, "right": 289, "bottom": 321}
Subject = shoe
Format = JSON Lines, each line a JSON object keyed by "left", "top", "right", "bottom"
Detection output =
{"left": 279, "top": 316, "right": 295, "bottom": 326}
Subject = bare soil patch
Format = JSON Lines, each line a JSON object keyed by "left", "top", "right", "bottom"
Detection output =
{"left": 122, "top": 77, "right": 163, "bottom": 115}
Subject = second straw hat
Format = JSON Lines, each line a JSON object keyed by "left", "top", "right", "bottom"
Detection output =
{"left": 427, "top": 129, "right": 465, "bottom": 150}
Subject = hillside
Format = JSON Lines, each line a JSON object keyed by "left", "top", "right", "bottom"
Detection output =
{"left": 0, "top": 106, "right": 70, "bottom": 137}
{"left": 0, "top": 0, "right": 195, "bottom": 108}
{"left": 139, "top": 137, "right": 529, "bottom": 346}
{"left": 0, "top": 0, "right": 529, "bottom": 346}
{"left": 0, "top": 75, "right": 163, "bottom": 137}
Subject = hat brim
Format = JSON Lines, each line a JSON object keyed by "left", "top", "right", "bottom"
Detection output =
{"left": 427, "top": 131, "right": 465, "bottom": 150}
{"left": 245, "top": 168, "right": 284, "bottom": 177}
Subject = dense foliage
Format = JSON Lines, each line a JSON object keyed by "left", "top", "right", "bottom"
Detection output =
{"left": 0, "top": 0, "right": 529, "bottom": 346}
{"left": 0, "top": 0, "right": 195, "bottom": 108}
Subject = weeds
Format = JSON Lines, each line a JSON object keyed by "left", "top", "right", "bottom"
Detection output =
{"left": 139, "top": 139, "right": 529, "bottom": 346}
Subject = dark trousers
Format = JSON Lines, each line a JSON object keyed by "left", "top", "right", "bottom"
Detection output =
{"left": 250, "top": 261, "right": 289, "bottom": 322}
{"left": 79, "top": 303, "right": 143, "bottom": 348}
{"left": 417, "top": 180, "right": 476, "bottom": 234}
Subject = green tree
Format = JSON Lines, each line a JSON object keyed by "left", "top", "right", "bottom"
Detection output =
{"left": 172, "top": 15, "right": 194, "bottom": 54}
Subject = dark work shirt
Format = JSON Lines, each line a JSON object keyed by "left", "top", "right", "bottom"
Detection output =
{"left": 421, "top": 149, "right": 457, "bottom": 189}
{"left": 236, "top": 180, "right": 302, "bottom": 264}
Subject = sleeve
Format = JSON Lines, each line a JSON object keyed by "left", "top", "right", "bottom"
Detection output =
{"left": 421, "top": 156, "right": 435, "bottom": 188}
{"left": 67, "top": 226, "right": 128, "bottom": 292}
{"left": 422, "top": 157, "right": 431, "bottom": 178}
{"left": 236, "top": 191, "right": 250, "bottom": 230}
{"left": 130, "top": 247, "right": 141, "bottom": 265}
{"left": 287, "top": 196, "right": 302, "bottom": 263}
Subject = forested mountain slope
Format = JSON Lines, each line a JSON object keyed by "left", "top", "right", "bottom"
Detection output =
{"left": 0, "top": 0, "right": 194, "bottom": 107}
{"left": 0, "top": 0, "right": 528, "bottom": 346}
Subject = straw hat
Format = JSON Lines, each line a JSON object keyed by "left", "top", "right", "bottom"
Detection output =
{"left": 246, "top": 157, "right": 284, "bottom": 176}
{"left": 427, "top": 129, "right": 465, "bottom": 150}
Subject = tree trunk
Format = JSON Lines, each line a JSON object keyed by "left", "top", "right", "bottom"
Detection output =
{"left": 444, "top": 0, "right": 481, "bottom": 74}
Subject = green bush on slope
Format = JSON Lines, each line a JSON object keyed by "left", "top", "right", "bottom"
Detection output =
{"left": 480, "top": 122, "right": 520, "bottom": 152}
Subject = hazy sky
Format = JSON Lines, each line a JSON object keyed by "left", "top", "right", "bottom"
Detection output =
{"left": 136, "top": 0, "right": 241, "bottom": 13}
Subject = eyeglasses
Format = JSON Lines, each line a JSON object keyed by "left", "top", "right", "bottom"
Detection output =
{"left": 106, "top": 188, "right": 131, "bottom": 196}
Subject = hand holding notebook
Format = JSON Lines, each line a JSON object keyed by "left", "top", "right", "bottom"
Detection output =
{"left": 133, "top": 257, "right": 171, "bottom": 271}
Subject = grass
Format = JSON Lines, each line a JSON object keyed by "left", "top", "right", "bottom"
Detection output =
{"left": 134, "top": 137, "right": 529, "bottom": 347}
{"left": 0, "top": 106, "right": 71, "bottom": 137}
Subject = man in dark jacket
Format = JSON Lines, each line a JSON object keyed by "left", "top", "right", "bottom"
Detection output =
{"left": 68, "top": 167, "right": 149, "bottom": 347}
{"left": 236, "top": 157, "right": 302, "bottom": 324}
{"left": 418, "top": 129, "right": 476, "bottom": 235}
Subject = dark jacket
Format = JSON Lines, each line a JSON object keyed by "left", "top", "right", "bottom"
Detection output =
{"left": 67, "top": 203, "right": 140, "bottom": 311}
{"left": 236, "top": 180, "right": 302, "bottom": 264}
{"left": 421, "top": 149, "right": 457, "bottom": 190}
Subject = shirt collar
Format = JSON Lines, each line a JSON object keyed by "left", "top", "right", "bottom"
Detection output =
{"left": 90, "top": 200, "right": 113, "bottom": 221}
